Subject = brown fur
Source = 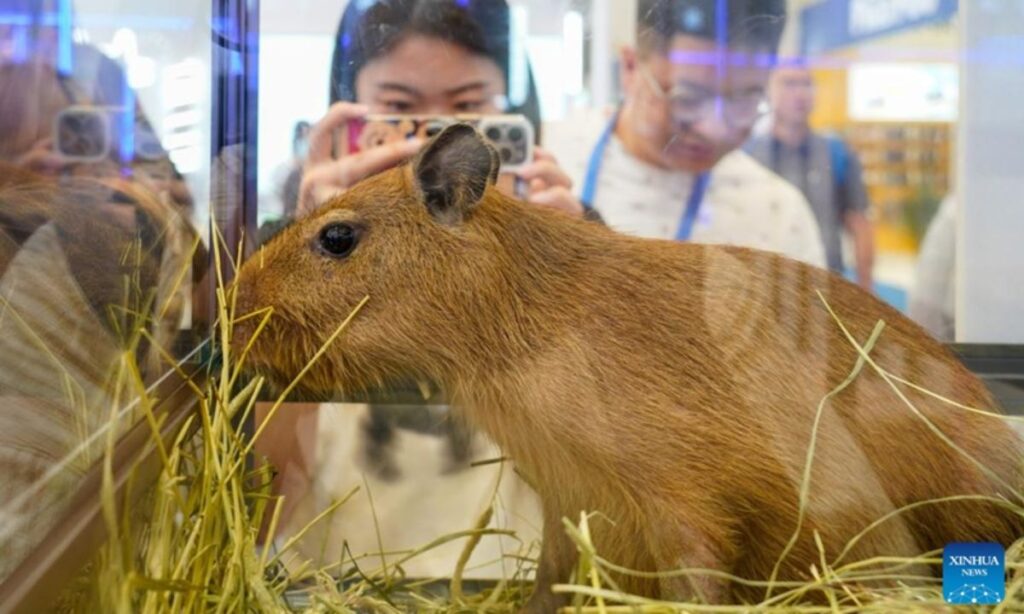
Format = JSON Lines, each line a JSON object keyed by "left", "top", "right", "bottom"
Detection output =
{"left": 236, "top": 127, "right": 1024, "bottom": 609}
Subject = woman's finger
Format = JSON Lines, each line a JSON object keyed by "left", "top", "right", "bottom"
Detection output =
{"left": 532, "top": 146, "right": 557, "bottom": 163}
{"left": 334, "top": 138, "right": 425, "bottom": 186}
{"left": 298, "top": 138, "right": 424, "bottom": 216}
{"left": 305, "top": 102, "right": 370, "bottom": 165}
{"left": 16, "top": 140, "right": 66, "bottom": 172}
{"left": 517, "top": 159, "right": 572, "bottom": 189}
{"left": 298, "top": 165, "right": 343, "bottom": 216}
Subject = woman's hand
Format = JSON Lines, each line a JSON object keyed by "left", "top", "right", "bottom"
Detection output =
{"left": 13, "top": 138, "right": 67, "bottom": 175}
{"left": 297, "top": 102, "right": 424, "bottom": 217}
{"left": 515, "top": 147, "right": 583, "bottom": 218}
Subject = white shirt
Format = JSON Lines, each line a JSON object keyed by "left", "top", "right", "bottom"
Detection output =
{"left": 909, "top": 195, "right": 956, "bottom": 341}
{"left": 544, "top": 109, "right": 826, "bottom": 268}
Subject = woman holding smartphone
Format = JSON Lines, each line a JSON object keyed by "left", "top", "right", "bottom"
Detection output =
{"left": 296, "top": 0, "right": 583, "bottom": 217}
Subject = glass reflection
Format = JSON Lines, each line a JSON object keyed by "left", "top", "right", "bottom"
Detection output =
{"left": 0, "top": 0, "right": 207, "bottom": 580}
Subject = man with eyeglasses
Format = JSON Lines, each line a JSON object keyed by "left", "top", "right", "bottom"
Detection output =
{"left": 548, "top": 0, "right": 824, "bottom": 267}
{"left": 746, "top": 64, "right": 875, "bottom": 289}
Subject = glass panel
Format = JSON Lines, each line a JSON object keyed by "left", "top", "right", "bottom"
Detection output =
{"left": 249, "top": 3, "right": 1023, "bottom": 610}
{"left": 5, "top": 0, "right": 1022, "bottom": 610}
{"left": 0, "top": 0, "right": 210, "bottom": 581}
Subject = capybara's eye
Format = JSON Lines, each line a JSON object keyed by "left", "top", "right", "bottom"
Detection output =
{"left": 318, "top": 223, "right": 359, "bottom": 259}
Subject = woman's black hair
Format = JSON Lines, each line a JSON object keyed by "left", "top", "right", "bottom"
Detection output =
{"left": 328, "top": 0, "right": 542, "bottom": 141}
{"left": 637, "top": 0, "right": 787, "bottom": 57}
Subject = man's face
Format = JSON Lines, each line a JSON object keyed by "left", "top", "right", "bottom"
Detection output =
{"left": 770, "top": 66, "right": 816, "bottom": 126}
{"left": 625, "top": 34, "right": 771, "bottom": 173}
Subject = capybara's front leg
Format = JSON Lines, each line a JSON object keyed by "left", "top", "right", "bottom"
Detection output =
{"left": 649, "top": 512, "right": 736, "bottom": 605}
{"left": 520, "top": 505, "right": 577, "bottom": 614}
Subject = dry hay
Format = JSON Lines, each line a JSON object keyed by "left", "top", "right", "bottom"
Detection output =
{"left": 53, "top": 233, "right": 1024, "bottom": 613}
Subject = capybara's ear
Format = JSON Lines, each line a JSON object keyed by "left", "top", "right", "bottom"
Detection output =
{"left": 412, "top": 123, "right": 499, "bottom": 226}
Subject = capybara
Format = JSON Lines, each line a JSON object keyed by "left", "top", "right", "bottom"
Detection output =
{"left": 235, "top": 124, "right": 1023, "bottom": 610}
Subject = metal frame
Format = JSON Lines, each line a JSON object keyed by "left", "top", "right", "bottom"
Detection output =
{"left": 952, "top": 344, "right": 1024, "bottom": 380}
{"left": 209, "top": 0, "right": 261, "bottom": 294}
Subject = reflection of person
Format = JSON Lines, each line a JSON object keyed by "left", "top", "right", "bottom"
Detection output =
{"left": 294, "top": 0, "right": 581, "bottom": 218}
{"left": 0, "top": 63, "right": 69, "bottom": 173}
{"left": 0, "top": 164, "right": 198, "bottom": 582}
{"left": 909, "top": 195, "right": 956, "bottom": 341}
{"left": 0, "top": 1, "right": 202, "bottom": 580}
{"left": 746, "top": 64, "right": 875, "bottom": 288}
{"left": 547, "top": 0, "right": 824, "bottom": 266}
{"left": 0, "top": 0, "right": 192, "bottom": 210}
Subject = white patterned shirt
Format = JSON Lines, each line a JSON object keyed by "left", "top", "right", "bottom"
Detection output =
{"left": 544, "top": 109, "right": 826, "bottom": 268}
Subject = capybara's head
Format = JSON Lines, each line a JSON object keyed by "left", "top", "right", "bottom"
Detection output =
{"left": 235, "top": 124, "right": 512, "bottom": 395}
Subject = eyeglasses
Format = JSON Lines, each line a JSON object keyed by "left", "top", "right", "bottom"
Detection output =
{"left": 638, "top": 63, "right": 769, "bottom": 128}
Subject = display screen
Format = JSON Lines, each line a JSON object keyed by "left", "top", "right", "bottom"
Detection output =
{"left": 848, "top": 62, "right": 959, "bottom": 121}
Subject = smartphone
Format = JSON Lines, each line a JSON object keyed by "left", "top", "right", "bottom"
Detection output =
{"left": 54, "top": 106, "right": 114, "bottom": 162}
{"left": 54, "top": 105, "right": 167, "bottom": 163}
{"left": 338, "top": 114, "right": 535, "bottom": 174}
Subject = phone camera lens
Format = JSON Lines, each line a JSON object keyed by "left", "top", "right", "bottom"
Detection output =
{"left": 425, "top": 120, "right": 447, "bottom": 137}
{"left": 508, "top": 126, "right": 524, "bottom": 142}
{"left": 485, "top": 127, "right": 502, "bottom": 141}
{"left": 499, "top": 147, "right": 513, "bottom": 163}
{"left": 61, "top": 111, "right": 107, "bottom": 157}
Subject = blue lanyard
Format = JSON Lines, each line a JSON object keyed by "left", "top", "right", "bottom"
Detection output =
{"left": 581, "top": 111, "right": 711, "bottom": 242}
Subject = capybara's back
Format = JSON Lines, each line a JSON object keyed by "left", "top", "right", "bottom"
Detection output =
{"left": 493, "top": 226, "right": 1024, "bottom": 600}
{"left": 645, "top": 244, "right": 1024, "bottom": 600}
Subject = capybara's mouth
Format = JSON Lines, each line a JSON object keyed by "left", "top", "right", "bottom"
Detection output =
{"left": 228, "top": 304, "right": 285, "bottom": 378}
{"left": 230, "top": 345, "right": 338, "bottom": 402}
{"left": 230, "top": 317, "right": 343, "bottom": 401}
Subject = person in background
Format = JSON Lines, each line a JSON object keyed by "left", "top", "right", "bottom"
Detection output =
{"left": 279, "top": 120, "right": 311, "bottom": 218}
{"left": 546, "top": 0, "right": 825, "bottom": 268}
{"left": 259, "top": 121, "right": 311, "bottom": 243}
{"left": 746, "top": 63, "right": 875, "bottom": 288}
{"left": 279, "top": 121, "right": 309, "bottom": 216}
{"left": 909, "top": 194, "right": 956, "bottom": 341}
